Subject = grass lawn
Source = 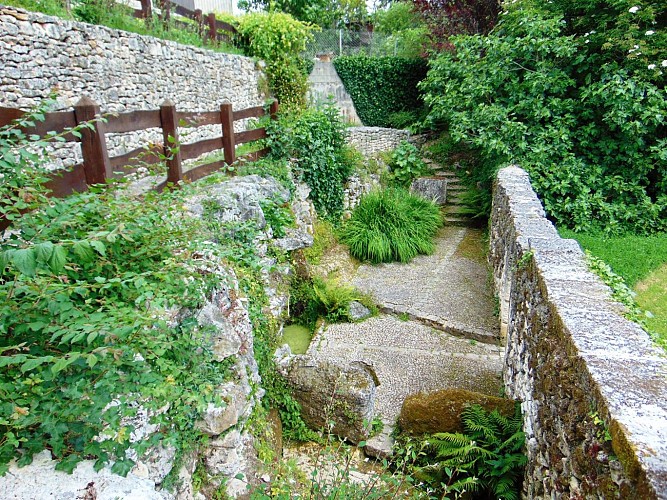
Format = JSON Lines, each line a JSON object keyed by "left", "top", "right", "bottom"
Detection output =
{"left": 560, "top": 229, "right": 667, "bottom": 349}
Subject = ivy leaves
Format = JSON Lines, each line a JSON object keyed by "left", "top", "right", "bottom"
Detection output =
{"left": 333, "top": 56, "right": 427, "bottom": 127}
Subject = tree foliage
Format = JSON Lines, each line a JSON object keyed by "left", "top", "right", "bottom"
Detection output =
{"left": 421, "top": 0, "right": 667, "bottom": 233}
{"left": 414, "top": 0, "right": 500, "bottom": 48}
{"left": 237, "top": 11, "right": 314, "bottom": 110}
{"left": 238, "top": 0, "right": 368, "bottom": 28}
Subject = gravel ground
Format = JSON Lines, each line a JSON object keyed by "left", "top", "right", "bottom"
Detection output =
{"left": 308, "top": 314, "right": 504, "bottom": 422}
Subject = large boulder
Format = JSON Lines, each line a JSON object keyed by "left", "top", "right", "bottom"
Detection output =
{"left": 279, "top": 356, "right": 379, "bottom": 444}
{"left": 0, "top": 450, "right": 173, "bottom": 500}
{"left": 183, "top": 174, "right": 289, "bottom": 229}
{"left": 399, "top": 388, "right": 517, "bottom": 435}
{"left": 410, "top": 177, "right": 448, "bottom": 205}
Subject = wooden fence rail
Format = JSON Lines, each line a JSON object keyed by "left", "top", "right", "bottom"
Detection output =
{"left": 131, "top": 0, "right": 237, "bottom": 45}
{"left": 0, "top": 97, "right": 278, "bottom": 229}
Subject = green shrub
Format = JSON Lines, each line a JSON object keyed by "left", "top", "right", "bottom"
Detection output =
{"left": 340, "top": 188, "right": 442, "bottom": 263}
{"left": 387, "top": 140, "right": 429, "bottom": 188}
{"left": 420, "top": 0, "right": 667, "bottom": 234}
{"left": 237, "top": 11, "right": 315, "bottom": 111}
{"left": 266, "top": 102, "right": 352, "bottom": 222}
{"left": 415, "top": 404, "right": 526, "bottom": 500}
{"left": 333, "top": 56, "right": 427, "bottom": 127}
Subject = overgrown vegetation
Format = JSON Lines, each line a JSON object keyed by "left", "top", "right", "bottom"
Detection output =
{"left": 421, "top": 0, "right": 667, "bottom": 234}
{"left": 289, "top": 275, "right": 376, "bottom": 330}
{"left": 237, "top": 11, "right": 314, "bottom": 111}
{"left": 372, "top": 2, "right": 430, "bottom": 58}
{"left": 0, "top": 117, "right": 234, "bottom": 475}
{"left": 386, "top": 140, "right": 430, "bottom": 188}
{"left": 0, "top": 102, "right": 318, "bottom": 475}
{"left": 394, "top": 404, "right": 526, "bottom": 500}
{"left": 333, "top": 56, "right": 428, "bottom": 128}
{"left": 267, "top": 102, "right": 352, "bottom": 222}
{"left": 340, "top": 188, "right": 442, "bottom": 264}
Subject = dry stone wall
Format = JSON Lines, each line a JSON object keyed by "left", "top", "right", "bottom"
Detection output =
{"left": 490, "top": 166, "right": 667, "bottom": 499}
{"left": 0, "top": 5, "right": 265, "bottom": 168}
{"left": 346, "top": 126, "right": 409, "bottom": 158}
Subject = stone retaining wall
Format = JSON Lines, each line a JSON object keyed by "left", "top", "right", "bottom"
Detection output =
{"left": 490, "top": 166, "right": 667, "bottom": 498}
{"left": 346, "top": 126, "right": 409, "bottom": 157}
{"left": 0, "top": 5, "right": 265, "bottom": 168}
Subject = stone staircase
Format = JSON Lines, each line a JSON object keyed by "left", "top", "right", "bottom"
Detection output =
{"left": 411, "top": 159, "right": 477, "bottom": 227}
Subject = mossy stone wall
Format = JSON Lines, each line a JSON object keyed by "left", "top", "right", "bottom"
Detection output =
{"left": 490, "top": 166, "right": 667, "bottom": 499}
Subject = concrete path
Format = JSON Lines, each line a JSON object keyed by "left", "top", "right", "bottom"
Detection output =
{"left": 308, "top": 227, "right": 504, "bottom": 441}
{"left": 352, "top": 226, "right": 499, "bottom": 343}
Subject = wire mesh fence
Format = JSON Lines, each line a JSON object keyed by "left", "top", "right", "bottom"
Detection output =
{"left": 305, "top": 29, "right": 402, "bottom": 59}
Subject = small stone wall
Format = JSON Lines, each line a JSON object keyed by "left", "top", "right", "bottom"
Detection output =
{"left": 346, "top": 126, "right": 409, "bottom": 157}
{"left": 490, "top": 166, "right": 667, "bottom": 499}
{"left": 0, "top": 5, "right": 265, "bottom": 168}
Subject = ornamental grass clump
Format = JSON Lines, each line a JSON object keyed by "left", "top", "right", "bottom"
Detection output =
{"left": 341, "top": 188, "right": 442, "bottom": 264}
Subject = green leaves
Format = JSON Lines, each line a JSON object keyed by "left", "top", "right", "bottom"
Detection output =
{"left": 333, "top": 56, "right": 427, "bottom": 127}
{"left": 421, "top": 0, "right": 667, "bottom": 234}
{"left": 10, "top": 248, "right": 37, "bottom": 276}
{"left": 267, "top": 102, "right": 351, "bottom": 221}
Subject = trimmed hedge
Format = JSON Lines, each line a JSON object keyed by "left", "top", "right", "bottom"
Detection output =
{"left": 333, "top": 56, "right": 427, "bottom": 127}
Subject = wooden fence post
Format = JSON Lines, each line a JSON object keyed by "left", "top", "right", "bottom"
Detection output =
{"left": 140, "top": 0, "right": 152, "bottom": 19}
{"left": 74, "top": 96, "right": 111, "bottom": 185}
{"left": 220, "top": 103, "right": 236, "bottom": 166}
{"left": 160, "top": 0, "right": 170, "bottom": 26}
{"left": 194, "top": 9, "right": 203, "bottom": 37}
{"left": 160, "top": 100, "right": 183, "bottom": 184}
{"left": 207, "top": 13, "right": 217, "bottom": 44}
{"left": 269, "top": 100, "right": 279, "bottom": 120}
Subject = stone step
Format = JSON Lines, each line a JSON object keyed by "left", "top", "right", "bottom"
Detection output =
{"left": 445, "top": 215, "right": 476, "bottom": 227}
{"left": 443, "top": 204, "right": 471, "bottom": 216}
{"left": 364, "top": 421, "right": 395, "bottom": 459}
{"left": 431, "top": 170, "right": 458, "bottom": 178}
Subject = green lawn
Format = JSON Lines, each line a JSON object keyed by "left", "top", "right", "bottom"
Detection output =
{"left": 560, "top": 229, "right": 667, "bottom": 349}
{"left": 559, "top": 230, "right": 667, "bottom": 287}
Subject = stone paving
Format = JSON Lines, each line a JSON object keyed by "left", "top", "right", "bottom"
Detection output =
{"left": 308, "top": 226, "right": 504, "bottom": 431}
{"left": 353, "top": 226, "right": 499, "bottom": 343}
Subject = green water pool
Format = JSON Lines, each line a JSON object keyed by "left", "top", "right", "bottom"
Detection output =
{"left": 281, "top": 324, "right": 312, "bottom": 354}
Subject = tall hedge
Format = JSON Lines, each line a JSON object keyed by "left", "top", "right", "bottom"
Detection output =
{"left": 333, "top": 56, "right": 427, "bottom": 127}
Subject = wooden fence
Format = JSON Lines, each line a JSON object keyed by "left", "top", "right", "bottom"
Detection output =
{"left": 132, "top": 0, "right": 237, "bottom": 45}
{"left": 0, "top": 97, "right": 278, "bottom": 229}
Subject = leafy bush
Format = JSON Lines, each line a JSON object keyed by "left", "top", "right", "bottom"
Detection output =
{"left": 267, "top": 102, "right": 352, "bottom": 222}
{"left": 421, "top": 0, "right": 667, "bottom": 234}
{"left": 237, "top": 11, "right": 315, "bottom": 110}
{"left": 333, "top": 56, "right": 428, "bottom": 127}
{"left": 340, "top": 188, "right": 442, "bottom": 263}
{"left": 416, "top": 404, "right": 526, "bottom": 500}
{"left": 387, "top": 140, "right": 429, "bottom": 187}
{"left": 0, "top": 183, "right": 238, "bottom": 475}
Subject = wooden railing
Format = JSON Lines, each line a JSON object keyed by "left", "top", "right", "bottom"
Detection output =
{"left": 132, "top": 0, "right": 237, "bottom": 45}
{"left": 0, "top": 97, "right": 278, "bottom": 228}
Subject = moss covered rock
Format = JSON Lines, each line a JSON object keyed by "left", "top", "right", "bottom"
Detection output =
{"left": 399, "top": 388, "right": 516, "bottom": 435}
